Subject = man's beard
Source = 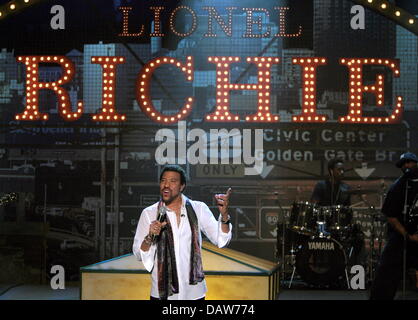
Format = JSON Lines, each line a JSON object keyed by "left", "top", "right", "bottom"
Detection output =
{"left": 161, "top": 190, "right": 180, "bottom": 205}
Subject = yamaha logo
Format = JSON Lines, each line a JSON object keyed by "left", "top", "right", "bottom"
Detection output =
{"left": 308, "top": 241, "right": 335, "bottom": 250}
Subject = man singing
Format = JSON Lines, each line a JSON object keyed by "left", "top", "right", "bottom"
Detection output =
{"left": 133, "top": 165, "right": 232, "bottom": 300}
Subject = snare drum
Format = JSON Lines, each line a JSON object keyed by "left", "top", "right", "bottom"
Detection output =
{"left": 289, "top": 202, "right": 319, "bottom": 236}
{"left": 295, "top": 236, "right": 347, "bottom": 286}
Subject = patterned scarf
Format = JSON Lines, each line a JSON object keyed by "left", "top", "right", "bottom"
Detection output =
{"left": 156, "top": 199, "right": 204, "bottom": 299}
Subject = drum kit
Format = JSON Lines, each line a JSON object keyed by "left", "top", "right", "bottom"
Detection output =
{"left": 278, "top": 188, "right": 386, "bottom": 289}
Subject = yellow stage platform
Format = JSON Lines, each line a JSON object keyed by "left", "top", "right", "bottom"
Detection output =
{"left": 80, "top": 241, "right": 279, "bottom": 300}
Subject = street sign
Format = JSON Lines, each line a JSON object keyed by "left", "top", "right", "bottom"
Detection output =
{"left": 195, "top": 164, "right": 245, "bottom": 178}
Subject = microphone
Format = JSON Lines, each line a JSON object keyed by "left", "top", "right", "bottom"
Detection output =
{"left": 181, "top": 214, "right": 185, "bottom": 217}
{"left": 151, "top": 204, "right": 167, "bottom": 242}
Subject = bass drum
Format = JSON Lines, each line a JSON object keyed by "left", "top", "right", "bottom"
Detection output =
{"left": 295, "top": 237, "right": 347, "bottom": 286}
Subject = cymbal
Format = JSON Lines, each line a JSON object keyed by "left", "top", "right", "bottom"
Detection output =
{"left": 342, "top": 189, "right": 380, "bottom": 195}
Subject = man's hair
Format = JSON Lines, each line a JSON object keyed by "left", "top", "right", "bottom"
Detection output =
{"left": 327, "top": 158, "right": 344, "bottom": 172}
{"left": 160, "top": 165, "right": 187, "bottom": 186}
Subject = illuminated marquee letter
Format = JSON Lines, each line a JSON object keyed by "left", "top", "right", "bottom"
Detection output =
{"left": 169, "top": 6, "right": 197, "bottom": 37}
{"left": 292, "top": 57, "right": 328, "bottom": 123}
{"left": 91, "top": 56, "right": 126, "bottom": 122}
{"left": 118, "top": 6, "right": 144, "bottom": 37}
{"left": 203, "top": 6, "right": 237, "bottom": 37}
{"left": 206, "top": 56, "right": 280, "bottom": 122}
{"left": 150, "top": 6, "right": 165, "bottom": 37}
{"left": 339, "top": 58, "right": 403, "bottom": 124}
{"left": 274, "top": 7, "right": 302, "bottom": 37}
{"left": 243, "top": 8, "right": 271, "bottom": 38}
{"left": 15, "top": 56, "right": 83, "bottom": 121}
{"left": 137, "top": 56, "right": 194, "bottom": 124}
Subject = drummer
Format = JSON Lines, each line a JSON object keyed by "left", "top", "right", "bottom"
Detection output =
{"left": 311, "top": 158, "right": 351, "bottom": 206}
{"left": 311, "top": 158, "right": 364, "bottom": 265}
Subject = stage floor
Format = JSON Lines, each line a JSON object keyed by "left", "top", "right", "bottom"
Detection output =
{"left": 1, "top": 284, "right": 417, "bottom": 300}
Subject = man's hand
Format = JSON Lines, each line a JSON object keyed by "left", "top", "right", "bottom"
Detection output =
{"left": 149, "top": 220, "right": 167, "bottom": 237}
{"left": 215, "top": 188, "right": 232, "bottom": 218}
{"left": 141, "top": 220, "right": 168, "bottom": 251}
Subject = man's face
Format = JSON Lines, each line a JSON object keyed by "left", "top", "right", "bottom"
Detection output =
{"left": 160, "top": 171, "right": 185, "bottom": 205}
{"left": 401, "top": 161, "right": 417, "bottom": 173}
{"left": 330, "top": 162, "right": 345, "bottom": 181}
